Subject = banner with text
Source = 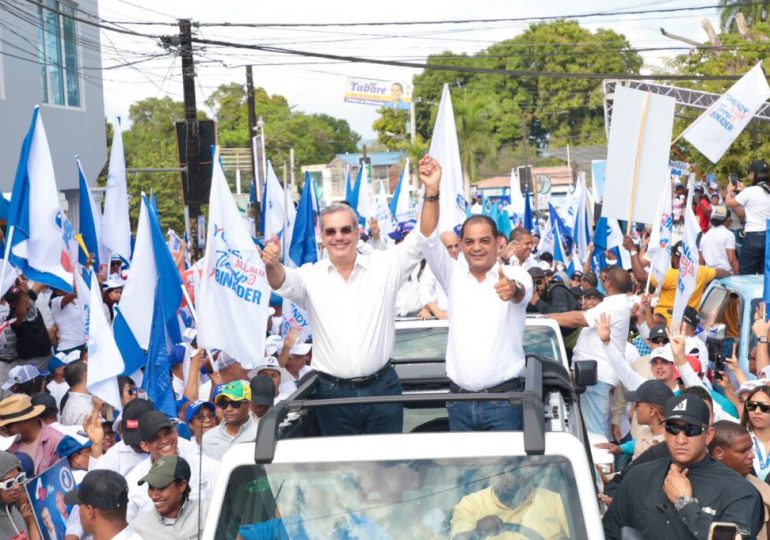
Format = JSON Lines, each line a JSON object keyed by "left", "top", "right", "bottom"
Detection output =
{"left": 344, "top": 77, "right": 412, "bottom": 110}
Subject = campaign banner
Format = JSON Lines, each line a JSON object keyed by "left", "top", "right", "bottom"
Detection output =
{"left": 344, "top": 77, "right": 412, "bottom": 110}
{"left": 682, "top": 62, "right": 770, "bottom": 163}
{"left": 281, "top": 299, "right": 312, "bottom": 343}
{"left": 26, "top": 459, "right": 76, "bottom": 540}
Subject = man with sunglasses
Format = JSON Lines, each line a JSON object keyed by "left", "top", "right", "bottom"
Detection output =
{"left": 0, "top": 450, "right": 39, "bottom": 539}
{"left": 202, "top": 380, "right": 257, "bottom": 460}
{"left": 603, "top": 394, "right": 763, "bottom": 540}
{"left": 262, "top": 158, "right": 434, "bottom": 436}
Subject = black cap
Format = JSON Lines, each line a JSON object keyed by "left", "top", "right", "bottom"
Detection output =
{"left": 250, "top": 375, "right": 275, "bottom": 407}
{"left": 626, "top": 380, "right": 674, "bottom": 406}
{"left": 571, "top": 271, "right": 583, "bottom": 279}
{"left": 64, "top": 470, "right": 128, "bottom": 509}
{"left": 580, "top": 287, "right": 604, "bottom": 299}
{"left": 31, "top": 392, "right": 57, "bottom": 413}
{"left": 528, "top": 267, "right": 546, "bottom": 280}
{"left": 139, "top": 410, "right": 174, "bottom": 443}
{"left": 683, "top": 306, "right": 700, "bottom": 328}
{"left": 121, "top": 398, "right": 155, "bottom": 446}
{"left": 665, "top": 394, "right": 710, "bottom": 427}
{"left": 649, "top": 325, "right": 669, "bottom": 342}
{"left": 749, "top": 159, "right": 770, "bottom": 178}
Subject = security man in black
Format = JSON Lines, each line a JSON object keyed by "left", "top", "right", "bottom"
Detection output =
{"left": 603, "top": 394, "right": 763, "bottom": 539}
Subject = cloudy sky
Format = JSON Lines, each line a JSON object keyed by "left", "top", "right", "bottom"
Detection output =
{"left": 97, "top": 0, "right": 721, "bottom": 140}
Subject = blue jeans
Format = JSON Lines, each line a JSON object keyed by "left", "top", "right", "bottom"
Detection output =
{"left": 740, "top": 231, "right": 765, "bottom": 275}
{"left": 581, "top": 381, "right": 612, "bottom": 438}
{"left": 447, "top": 397, "right": 523, "bottom": 432}
{"left": 314, "top": 365, "right": 403, "bottom": 435}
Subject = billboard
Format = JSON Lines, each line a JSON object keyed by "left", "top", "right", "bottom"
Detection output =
{"left": 27, "top": 459, "right": 76, "bottom": 540}
{"left": 344, "top": 78, "right": 412, "bottom": 110}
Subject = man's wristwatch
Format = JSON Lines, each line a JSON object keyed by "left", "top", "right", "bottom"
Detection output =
{"left": 674, "top": 495, "right": 699, "bottom": 511}
{"left": 760, "top": 336, "right": 768, "bottom": 344}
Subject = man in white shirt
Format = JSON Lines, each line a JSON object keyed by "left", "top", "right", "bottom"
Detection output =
{"left": 726, "top": 159, "right": 770, "bottom": 274}
{"left": 87, "top": 398, "right": 152, "bottom": 476}
{"left": 262, "top": 173, "right": 427, "bottom": 435}
{"left": 418, "top": 231, "right": 459, "bottom": 320}
{"left": 502, "top": 227, "right": 538, "bottom": 269}
{"left": 61, "top": 360, "right": 94, "bottom": 426}
{"left": 699, "top": 205, "right": 738, "bottom": 274}
{"left": 548, "top": 267, "right": 632, "bottom": 438}
{"left": 418, "top": 157, "right": 533, "bottom": 431}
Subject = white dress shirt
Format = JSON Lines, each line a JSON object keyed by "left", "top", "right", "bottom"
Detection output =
{"left": 89, "top": 439, "right": 147, "bottom": 476}
{"left": 420, "top": 231, "right": 533, "bottom": 391}
{"left": 572, "top": 294, "right": 632, "bottom": 386}
{"left": 111, "top": 526, "right": 144, "bottom": 540}
{"left": 395, "top": 265, "right": 424, "bottom": 317}
{"left": 276, "top": 232, "right": 422, "bottom": 378}
{"left": 418, "top": 264, "right": 449, "bottom": 312}
{"left": 126, "top": 438, "right": 219, "bottom": 521}
{"left": 61, "top": 392, "right": 93, "bottom": 426}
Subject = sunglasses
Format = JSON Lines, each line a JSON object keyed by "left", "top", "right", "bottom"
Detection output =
{"left": 128, "top": 387, "right": 139, "bottom": 396}
{"left": 218, "top": 399, "right": 246, "bottom": 409}
{"left": 664, "top": 422, "right": 706, "bottom": 437}
{"left": 323, "top": 226, "right": 354, "bottom": 237}
{"left": 746, "top": 401, "right": 770, "bottom": 413}
{"left": 650, "top": 338, "right": 669, "bottom": 345}
{"left": 0, "top": 472, "right": 26, "bottom": 491}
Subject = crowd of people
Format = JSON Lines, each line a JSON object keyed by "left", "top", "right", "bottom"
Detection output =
{"left": 0, "top": 154, "right": 768, "bottom": 538}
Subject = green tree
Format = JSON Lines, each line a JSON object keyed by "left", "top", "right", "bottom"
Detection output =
{"left": 719, "top": 0, "right": 770, "bottom": 31}
{"left": 372, "top": 107, "right": 409, "bottom": 150}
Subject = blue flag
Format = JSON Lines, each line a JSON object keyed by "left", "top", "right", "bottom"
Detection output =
{"left": 496, "top": 208, "right": 513, "bottom": 240}
{"left": 523, "top": 186, "right": 533, "bottom": 233}
{"left": 764, "top": 219, "right": 770, "bottom": 306}
{"left": 344, "top": 169, "right": 354, "bottom": 203}
{"left": 149, "top": 192, "right": 159, "bottom": 216}
{"left": 78, "top": 158, "right": 102, "bottom": 271}
{"left": 289, "top": 173, "right": 319, "bottom": 267}
{"left": 142, "top": 285, "right": 177, "bottom": 418}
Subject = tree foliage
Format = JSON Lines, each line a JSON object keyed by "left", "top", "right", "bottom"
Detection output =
{"left": 719, "top": 0, "right": 770, "bottom": 31}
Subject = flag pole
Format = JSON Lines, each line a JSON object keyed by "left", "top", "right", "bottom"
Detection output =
{"left": 0, "top": 226, "right": 16, "bottom": 294}
{"left": 626, "top": 93, "right": 651, "bottom": 235}
{"left": 178, "top": 283, "right": 219, "bottom": 373}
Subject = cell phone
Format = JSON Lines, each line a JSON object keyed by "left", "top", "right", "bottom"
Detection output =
{"left": 709, "top": 521, "right": 738, "bottom": 540}
{"left": 730, "top": 174, "right": 738, "bottom": 187}
{"left": 715, "top": 338, "right": 734, "bottom": 377}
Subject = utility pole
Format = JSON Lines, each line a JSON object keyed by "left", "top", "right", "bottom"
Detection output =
{"left": 246, "top": 65, "right": 260, "bottom": 234}
{"left": 179, "top": 18, "right": 201, "bottom": 260}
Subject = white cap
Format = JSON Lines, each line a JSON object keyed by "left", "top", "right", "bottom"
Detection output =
{"left": 2, "top": 365, "right": 44, "bottom": 390}
{"left": 738, "top": 379, "right": 766, "bottom": 395}
{"left": 215, "top": 351, "right": 239, "bottom": 370}
{"left": 264, "top": 335, "right": 284, "bottom": 356}
{"left": 649, "top": 346, "right": 674, "bottom": 363}
{"left": 289, "top": 343, "right": 312, "bottom": 356}
{"left": 55, "top": 350, "right": 81, "bottom": 365}
{"left": 255, "top": 356, "right": 281, "bottom": 374}
{"left": 102, "top": 277, "right": 125, "bottom": 290}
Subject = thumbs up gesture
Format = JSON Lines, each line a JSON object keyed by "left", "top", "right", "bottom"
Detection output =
{"left": 261, "top": 234, "right": 281, "bottom": 268}
{"left": 494, "top": 265, "right": 519, "bottom": 302}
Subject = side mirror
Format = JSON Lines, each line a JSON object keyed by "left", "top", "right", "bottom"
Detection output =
{"left": 574, "top": 360, "right": 597, "bottom": 394}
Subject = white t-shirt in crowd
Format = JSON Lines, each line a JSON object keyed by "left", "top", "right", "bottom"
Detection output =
{"left": 0, "top": 303, "right": 16, "bottom": 361}
{"left": 46, "top": 379, "right": 69, "bottom": 411}
{"left": 735, "top": 185, "right": 770, "bottom": 233}
{"left": 700, "top": 225, "right": 735, "bottom": 272}
{"left": 50, "top": 296, "right": 85, "bottom": 351}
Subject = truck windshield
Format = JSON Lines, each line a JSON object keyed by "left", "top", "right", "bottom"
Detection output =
{"left": 214, "top": 455, "right": 587, "bottom": 539}
{"left": 393, "top": 325, "right": 563, "bottom": 364}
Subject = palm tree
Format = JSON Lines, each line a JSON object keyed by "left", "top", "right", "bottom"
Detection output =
{"left": 720, "top": 0, "right": 770, "bottom": 32}
{"left": 453, "top": 94, "right": 499, "bottom": 197}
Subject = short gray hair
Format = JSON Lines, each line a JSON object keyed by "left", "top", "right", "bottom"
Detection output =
{"left": 320, "top": 202, "right": 359, "bottom": 229}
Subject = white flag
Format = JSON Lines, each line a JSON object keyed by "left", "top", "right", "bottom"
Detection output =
{"left": 356, "top": 164, "right": 371, "bottom": 227}
{"left": 102, "top": 120, "right": 132, "bottom": 261}
{"left": 263, "top": 161, "right": 296, "bottom": 259}
{"left": 429, "top": 84, "right": 466, "bottom": 233}
{"left": 197, "top": 148, "right": 271, "bottom": 369}
{"left": 647, "top": 177, "right": 674, "bottom": 285}
{"left": 672, "top": 205, "right": 700, "bottom": 324}
{"left": 682, "top": 63, "right": 770, "bottom": 163}
{"left": 86, "top": 269, "right": 124, "bottom": 410}
{"left": 509, "top": 168, "right": 525, "bottom": 217}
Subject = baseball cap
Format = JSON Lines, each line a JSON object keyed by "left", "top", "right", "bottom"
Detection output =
{"left": 255, "top": 356, "right": 281, "bottom": 375}
{"left": 169, "top": 344, "right": 186, "bottom": 366}
{"left": 249, "top": 375, "right": 275, "bottom": 407}
{"left": 664, "top": 394, "right": 710, "bottom": 427}
{"left": 120, "top": 399, "right": 156, "bottom": 446}
{"left": 626, "top": 380, "right": 674, "bottom": 406}
{"left": 580, "top": 287, "right": 604, "bottom": 299}
{"left": 711, "top": 205, "right": 728, "bottom": 221}
{"left": 185, "top": 400, "right": 215, "bottom": 423}
{"left": 1, "top": 365, "right": 47, "bottom": 390}
{"left": 528, "top": 267, "right": 546, "bottom": 280}
{"left": 138, "top": 411, "right": 174, "bottom": 443}
{"left": 749, "top": 159, "right": 770, "bottom": 178}
{"left": 138, "top": 455, "right": 191, "bottom": 489}
{"left": 571, "top": 270, "right": 583, "bottom": 279}
{"left": 0, "top": 451, "right": 20, "bottom": 478}
{"left": 674, "top": 355, "right": 704, "bottom": 379}
{"left": 55, "top": 434, "right": 92, "bottom": 459}
{"left": 683, "top": 306, "right": 700, "bottom": 328}
{"left": 102, "top": 277, "right": 125, "bottom": 291}
{"left": 64, "top": 470, "right": 129, "bottom": 509}
{"left": 289, "top": 343, "right": 311, "bottom": 356}
{"left": 648, "top": 325, "right": 669, "bottom": 343}
{"left": 214, "top": 380, "right": 251, "bottom": 404}
{"left": 48, "top": 350, "right": 79, "bottom": 372}
{"left": 650, "top": 346, "right": 675, "bottom": 363}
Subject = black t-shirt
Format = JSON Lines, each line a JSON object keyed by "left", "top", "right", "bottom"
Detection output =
{"left": 9, "top": 291, "right": 51, "bottom": 360}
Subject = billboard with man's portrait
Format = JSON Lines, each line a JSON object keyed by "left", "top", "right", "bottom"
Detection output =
{"left": 344, "top": 77, "right": 412, "bottom": 110}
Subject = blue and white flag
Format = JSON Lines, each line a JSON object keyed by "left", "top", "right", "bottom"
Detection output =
{"left": 86, "top": 268, "right": 123, "bottom": 410}
{"left": 429, "top": 84, "right": 466, "bottom": 233}
{"left": 509, "top": 169, "right": 525, "bottom": 227}
{"left": 198, "top": 147, "right": 271, "bottom": 369}
{"left": 102, "top": 119, "right": 132, "bottom": 262}
{"left": 114, "top": 196, "right": 183, "bottom": 376}
{"left": 682, "top": 62, "right": 770, "bottom": 163}
{"left": 389, "top": 159, "right": 414, "bottom": 226}
{"left": 261, "top": 161, "right": 296, "bottom": 260}
{"left": 350, "top": 164, "right": 370, "bottom": 228}
{"left": 672, "top": 205, "right": 700, "bottom": 324}
{"left": 764, "top": 219, "right": 770, "bottom": 307}
{"left": 523, "top": 186, "right": 534, "bottom": 234}
{"left": 77, "top": 157, "right": 107, "bottom": 274}
{"left": 142, "top": 286, "right": 177, "bottom": 417}
{"left": 572, "top": 174, "right": 593, "bottom": 263}
{"left": 647, "top": 177, "right": 674, "bottom": 285}
{"left": 5, "top": 107, "right": 73, "bottom": 293}
{"left": 344, "top": 168, "right": 354, "bottom": 203}
{"left": 289, "top": 173, "right": 319, "bottom": 268}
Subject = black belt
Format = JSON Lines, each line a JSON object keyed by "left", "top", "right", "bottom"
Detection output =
{"left": 318, "top": 364, "right": 392, "bottom": 389}
{"left": 450, "top": 377, "right": 524, "bottom": 394}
